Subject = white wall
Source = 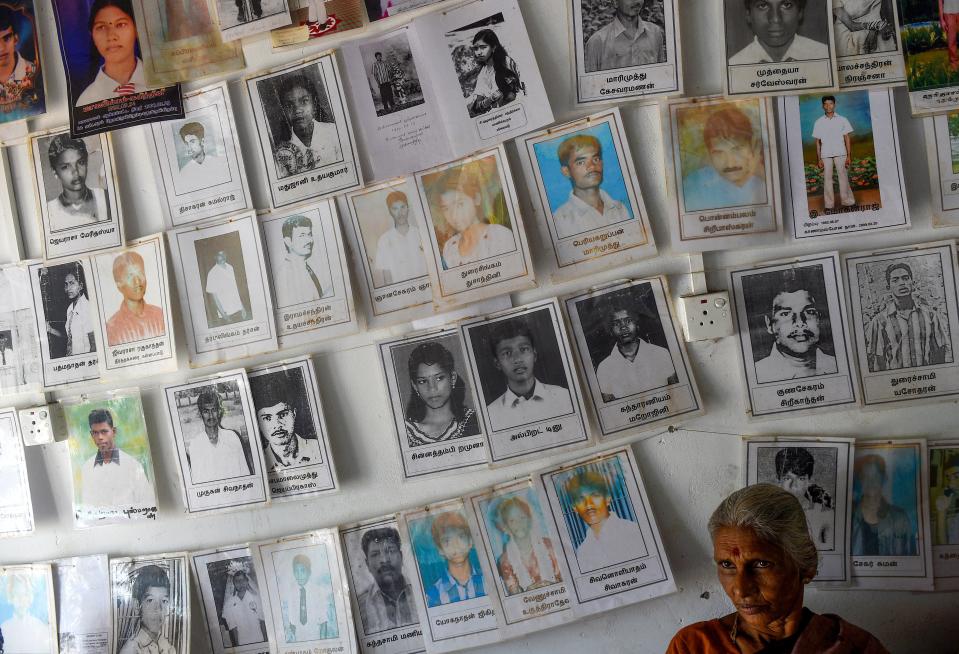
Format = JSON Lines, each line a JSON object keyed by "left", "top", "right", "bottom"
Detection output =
{"left": 1, "top": 0, "right": 957, "bottom": 652}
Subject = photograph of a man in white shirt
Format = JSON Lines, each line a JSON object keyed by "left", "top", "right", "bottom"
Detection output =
{"left": 273, "top": 214, "right": 332, "bottom": 308}
{"left": 173, "top": 121, "right": 231, "bottom": 194}
{"left": 727, "top": 0, "right": 829, "bottom": 65}
{"left": 204, "top": 250, "right": 249, "bottom": 327}
{"left": 551, "top": 133, "right": 632, "bottom": 240}
{"left": 812, "top": 95, "right": 856, "bottom": 210}
{"left": 268, "top": 72, "right": 343, "bottom": 179}
{"left": 483, "top": 317, "right": 573, "bottom": 431}
{"left": 186, "top": 388, "right": 253, "bottom": 484}
{"left": 595, "top": 302, "right": 676, "bottom": 402}
{"left": 583, "top": 0, "right": 666, "bottom": 73}
{"left": 562, "top": 466, "right": 647, "bottom": 573}
{"left": 78, "top": 408, "right": 156, "bottom": 513}
{"left": 372, "top": 190, "right": 428, "bottom": 287}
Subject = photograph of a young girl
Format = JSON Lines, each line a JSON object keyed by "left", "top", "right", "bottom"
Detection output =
{"left": 446, "top": 13, "right": 525, "bottom": 117}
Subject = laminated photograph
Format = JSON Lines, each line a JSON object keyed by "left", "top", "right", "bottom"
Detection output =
{"left": 415, "top": 146, "right": 534, "bottom": 307}
{"left": 251, "top": 529, "right": 356, "bottom": 654}
{"left": 833, "top": 0, "right": 905, "bottom": 87}
{"left": 245, "top": 51, "right": 362, "bottom": 209}
{"left": 148, "top": 82, "right": 253, "bottom": 227}
{"left": 162, "top": 370, "right": 270, "bottom": 515}
{"left": 664, "top": 95, "right": 782, "bottom": 252}
{"left": 89, "top": 235, "right": 177, "bottom": 376}
{"left": 61, "top": 389, "right": 158, "bottom": 528}
{"left": 377, "top": 327, "right": 488, "bottom": 480}
{"left": 398, "top": 498, "right": 499, "bottom": 653}
{"left": 364, "top": 0, "right": 442, "bottom": 21}
{"left": 342, "top": 0, "right": 553, "bottom": 181}
{"left": 248, "top": 356, "right": 338, "bottom": 501}
{"left": 27, "top": 258, "right": 101, "bottom": 390}
{"left": 460, "top": 298, "right": 590, "bottom": 465}
{"left": 0, "top": 407, "right": 33, "bottom": 538}
{"left": 0, "top": 262, "right": 41, "bottom": 396}
{"left": 898, "top": 0, "right": 959, "bottom": 115}
{"left": 929, "top": 440, "right": 959, "bottom": 588}
{"left": 269, "top": 0, "right": 366, "bottom": 48}
{"left": 340, "top": 177, "right": 434, "bottom": 328}
{"left": 0, "top": 564, "right": 58, "bottom": 653}
{"left": 922, "top": 110, "right": 959, "bottom": 227}
{"left": 851, "top": 439, "right": 934, "bottom": 590}
{"left": 130, "top": 0, "right": 244, "bottom": 85}
{"left": 466, "top": 478, "right": 573, "bottom": 639}
{"left": 0, "top": 0, "right": 46, "bottom": 125}
{"left": 743, "top": 436, "right": 855, "bottom": 584}
{"left": 167, "top": 212, "right": 278, "bottom": 366}
{"left": 569, "top": 0, "right": 682, "bottom": 104}
{"left": 518, "top": 109, "right": 656, "bottom": 279}
{"left": 190, "top": 545, "right": 270, "bottom": 654}
{"left": 563, "top": 276, "right": 702, "bottom": 439}
{"left": 778, "top": 89, "right": 909, "bottom": 240}
{"left": 340, "top": 515, "right": 425, "bottom": 654}
{"left": 844, "top": 241, "right": 959, "bottom": 407}
{"left": 259, "top": 199, "right": 358, "bottom": 348}
{"left": 110, "top": 554, "right": 190, "bottom": 654}
{"left": 30, "top": 128, "right": 123, "bottom": 261}
{"left": 50, "top": 0, "right": 183, "bottom": 138}
{"left": 729, "top": 252, "right": 860, "bottom": 418}
{"left": 536, "top": 446, "right": 676, "bottom": 618}
{"left": 722, "top": 0, "right": 838, "bottom": 96}
{"left": 54, "top": 555, "right": 112, "bottom": 654}
{"left": 215, "top": 0, "right": 291, "bottom": 42}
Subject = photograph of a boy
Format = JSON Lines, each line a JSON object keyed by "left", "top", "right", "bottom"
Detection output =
{"left": 413, "top": 511, "right": 486, "bottom": 608}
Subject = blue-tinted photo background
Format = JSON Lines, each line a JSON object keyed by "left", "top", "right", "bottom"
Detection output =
{"left": 853, "top": 447, "right": 920, "bottom": 537}
{"left": 54, "top": 0, "right": 142, "bottom": 105}
{"left": 0, "top": 570, "right": 50, "bottom": 624}
{"left": 551, "top": 456, "right": 637, "bottom": 549}
{"left": 532, "top": 122, "right": 633, "bottom": 218}
{"left": 409, "top": 511, "right": 484, "bottom": 608}
{"left": 478, "top": 486, "right": 552, "bottom": 566}
{"left": 798, "top": 90, "right": 872, "bottom": 142}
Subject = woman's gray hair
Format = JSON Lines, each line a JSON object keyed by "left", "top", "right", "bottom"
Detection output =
{"left": 708, "top": 483, "right": 819, "bottom": 579}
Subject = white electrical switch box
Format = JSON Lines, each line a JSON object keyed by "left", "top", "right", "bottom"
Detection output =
{"left": 19, "top": 406, "right": 55, "bottom": 446}
{"left": 680, "top": 291, "right": 735, "bottom": 342}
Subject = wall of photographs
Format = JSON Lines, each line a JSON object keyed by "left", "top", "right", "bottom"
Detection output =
{"left": 0, "top": 0, "right": 958, "bottom": 653}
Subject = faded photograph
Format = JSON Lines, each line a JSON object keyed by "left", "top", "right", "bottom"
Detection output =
{"left": 408, "top": 509, "right": 487, "bottom": 608}
{"left": 852, "top": 447, "right": 921, "bottom": 557}
{"left": 353, "top": 185, "right": 429, "bottom": 288}
{"left": 273, "top": 545, "right": 339, "bottom": 643}
{"left": 931, "top": 447, "right": 959, "bottom": 545}
{"left": 169, "top": 113, "right": 232, "bottom": 194}
{"left": 194, "top": 231, "right": 251, "bottom": 328}
{"left": 0, "top": 567, "right": 54, "bottom": 653}
{"left": 740, "top": 265, "right": 839, "bottom": 383}
{"left": 174, "top": 381, "right": 255, "bottom": 484}
{"left": 104, "top": 249, "right": 166, "bottom": 347}
{"left": 267, "top": 212, "right": 333, "bottom": 308}
{"left": 757, "top": 445, "right": 838, "bottom": 548}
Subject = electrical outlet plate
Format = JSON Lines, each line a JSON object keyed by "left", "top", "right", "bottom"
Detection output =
{"left": 18, "top": 406, "right": 54, "bottom": 446}
{"left": 680, "top": 291, "right": 735, "bottom": 342}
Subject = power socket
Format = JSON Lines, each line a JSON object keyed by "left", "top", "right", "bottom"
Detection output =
{"left": 680, "top": 291, "right": 735, "bottom": 342}
{"left": 18, "top": 406, "right": 55, "bottom": 446}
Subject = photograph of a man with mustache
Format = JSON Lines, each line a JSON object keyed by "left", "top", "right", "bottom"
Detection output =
{"left": 355, "top": 527, "right": 417, "bottom": 633}
{"left": 250, "top": 369, "right": 322, "bottom": 471}
{"left": 751, "top": 267, "right": 838, "bottom": 383}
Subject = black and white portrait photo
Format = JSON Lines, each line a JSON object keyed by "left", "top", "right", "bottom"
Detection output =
{"left": 0, "top": 263, "right": 42, "bottom": 395}
{"left": 360, "top": 31, "right": 425, "bottom": 117}
{"left": 191, "top": 547, "right": 268, "bottom": 654}
{"left": 248, "top": 356, "right": 337, "bottom": 500}
{"left": 745, "top": 437, "right": 854, "bottom": 583}
{"left": 111, "top": 556, "right": 189, "bottom": 654}
{"left": 565, "top": 277, "right": 702, "bottom": 438}
{"left": 447, "top": 12, "right": 524, "bottom": 118}
{"left": 215, "top": 0, "right": 291, "bottom": 42}
{"left": 741, "top": 265, "right": 838, "bottom": 383}
{"left": 341, "top": 518, "right": 422, "bottom": 647}
{"left": 150, "top": 82, "right": 253, "bottom": 226}
{"left": 246, "top": 53, "right": 361, "bottom": 209}
{"left": 730, "top": 253, "right": 858, "bottom": 417}
{"left": 461, "top": 299, "right": 589, "bottom": 464}
{"left": 163, "top": 371, "right": 269, "bottom": 514}
{"left": 845, "top": 242, "right": 959, "bottom": 407}
{"left": 378, "top": 328, "right": 488, "bottom": 480}
{"left": 28, "top": 259, "right": 101, "bottom": 389}
{"left": 168, "top": 212, "right": 278, "bottom": 365}
{"left": 722, "top": 0, "right": 837, "bottom": 96}
{"left": 31, "top": 129, "right": 122, "bottom": 261}
{"left": 260, "top": 201, "right": 357, "bottom": 348}
{"left": 582, "top": 0, "right": 666, "bottom": 73}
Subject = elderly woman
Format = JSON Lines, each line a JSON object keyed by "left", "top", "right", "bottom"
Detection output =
{"left": 667, "top": 484, "right": 888, "bottom": 653}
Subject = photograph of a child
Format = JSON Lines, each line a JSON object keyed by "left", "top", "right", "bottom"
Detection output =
{"left": 409, "top": 508, "right": 487, "bottom": 608}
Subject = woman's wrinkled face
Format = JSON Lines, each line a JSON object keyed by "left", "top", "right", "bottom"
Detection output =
{"left": 713, "top": 526, "right": 806, "bottom": 637}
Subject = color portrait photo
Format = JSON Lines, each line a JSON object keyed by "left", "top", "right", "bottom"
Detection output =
{"left": 930, "top": 446, "right": 959, "bottom": 546}
{"left": 798, "top": 91, "right": 880, "bottom": 215}
{"left": 269, "top": 543, "right": 340, "bottom": 644}
{"left": 0, "top": 565, "right": 56, "bottom": 654}
{"left": 676, "top": 99, "right": 769, "bottom": 213}
{"left": 407, "top": 508, "right": 487, "bottom": 609}
{"left": 421, "top": 154, "right": 517, "bottom": 270}
{"left": 551, "top": 456, "right": 647, "bottom": 574}
{"left": 834, "top": 0, "right": 897, "bottom": 57}
{"left": 899, "top": 0, "right": 959, "bottom": 92}
{"left": 532, "top": 120, "right": 634, "bottom": 241}
{"left": 852, "top": 445, "right": 921, "bottom": 558}
{"left": 0, "top": 0, "right": 44, "bottom": 124}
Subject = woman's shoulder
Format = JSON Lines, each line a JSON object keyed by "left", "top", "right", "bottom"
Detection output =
{"left": 806, "top": 613, "right": 891, "bottom": 653}
{"left": 666, "top": 617, "right": 736, "bottom": 653}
